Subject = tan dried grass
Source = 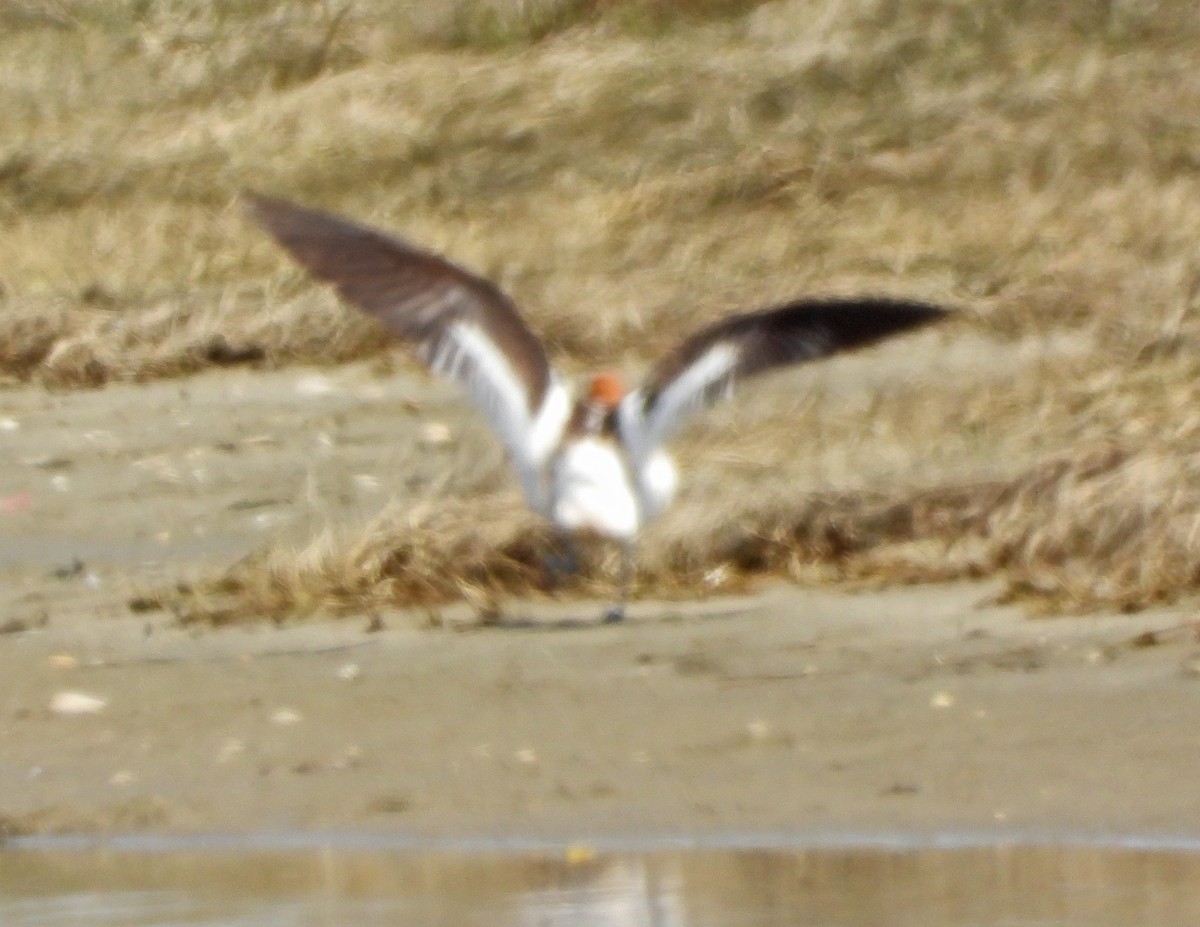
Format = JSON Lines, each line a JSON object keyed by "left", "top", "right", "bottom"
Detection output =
{"left": 8, "top": 0, "right": 1200, "bottom": 614}
{"left": 985, "top": 440, "right": 1200, "bottom": 613}
{"left": 169, "top": 428, "right": 1200, "bottom": 623}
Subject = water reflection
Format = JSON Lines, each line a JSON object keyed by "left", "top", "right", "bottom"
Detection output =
{"left": 509, "top": 855, "right": 685, "bottom": 927}
{"left": 2, "top": 840, "right": 1199, "bottom": 926}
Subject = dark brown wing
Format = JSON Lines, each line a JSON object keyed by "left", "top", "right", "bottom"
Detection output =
{"left": 620, "top": 297, "right": 950, "bottom": 453}
{"left": 245, "top": 193, "right": 552, "bottom": 408}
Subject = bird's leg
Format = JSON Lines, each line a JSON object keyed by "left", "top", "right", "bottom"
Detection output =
{"left": 602, "top": 541, "right": 635, "bottom": 624}
{"left": 541, "top": 529, "right": 581, "bottom": 589}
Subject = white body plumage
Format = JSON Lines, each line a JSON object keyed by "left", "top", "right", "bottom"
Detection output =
{"left": 550, "top": 437, "right": 678, "bottom": 541}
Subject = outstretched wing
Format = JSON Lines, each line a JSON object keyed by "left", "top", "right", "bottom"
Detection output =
{"left": 618, "top": 297, "right": 950, "bottom": 456}
{"left": 246, "top": 193, "right": 570, "bottom": 507}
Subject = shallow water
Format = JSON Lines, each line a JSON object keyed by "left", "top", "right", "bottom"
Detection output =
{"left": 4, "top": 835, "right": 1200, "bottom": 926}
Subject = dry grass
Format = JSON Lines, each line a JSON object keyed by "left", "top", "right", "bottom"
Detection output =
{"left": 169, "top": 424, "right": 1200, "bottom": 622}
{"left": 7, "top": 0, "right": 1200, "bottom": 614}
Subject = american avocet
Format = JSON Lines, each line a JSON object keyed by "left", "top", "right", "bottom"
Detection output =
{"left": 247, "top": 194, "right": 949, "bottom": 622}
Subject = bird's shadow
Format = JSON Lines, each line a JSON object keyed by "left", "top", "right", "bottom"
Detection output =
{"left": 483, "top": 614, "right": 604, "bottom": 632}
{"left": 478, "top": 603, "right": 759, "bottom": 633}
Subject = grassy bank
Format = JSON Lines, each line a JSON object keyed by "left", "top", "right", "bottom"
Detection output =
{"left": 6, "top": 0, "right": 1200, "bottom": 614}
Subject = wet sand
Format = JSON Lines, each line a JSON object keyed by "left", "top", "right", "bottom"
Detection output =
{"left": 2, "top": 366, "right": 1199, "bottom": 840}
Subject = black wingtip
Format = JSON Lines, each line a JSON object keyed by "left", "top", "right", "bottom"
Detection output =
{"left": 783, "top": 296, "right": 952, "bottom": 352}
{"left": 819, "top": 296, "right": 953, "bottom": 325}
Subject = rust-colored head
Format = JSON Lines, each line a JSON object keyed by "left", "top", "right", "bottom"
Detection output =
{"left": 586, "top": 371, "right": 626, "bottom": 410}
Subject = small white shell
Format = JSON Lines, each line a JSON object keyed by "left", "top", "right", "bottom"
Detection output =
{"left": 270, "top": 708, "right": 303, "bottom": 725}
{"left": 930, "top": 691, "right": 955, "bottom": 709}
{"left": 294, "top": 374, "right": 338, "bottom": 396}
{"left": 419, "top": 422, "right": 453, "bottom": 447}
{"left": 50, "top": 691, "right": 107, "bottom": 715}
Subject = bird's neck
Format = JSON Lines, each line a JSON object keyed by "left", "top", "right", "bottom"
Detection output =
{"left": 568, "top": 400, "right": 617, "bottom": 438}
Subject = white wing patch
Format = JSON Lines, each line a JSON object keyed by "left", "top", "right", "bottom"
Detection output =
{"left": 420, "top": 320, "right": 559, "bottom": 509}
{"left": 527, "top": 378, "right": 571, "bottom": 466}
{"left": 636, "top": 449, "right": 679, "bottom": 521}
{"left": 623, "top": 340, "right": 740, "bottom": 456}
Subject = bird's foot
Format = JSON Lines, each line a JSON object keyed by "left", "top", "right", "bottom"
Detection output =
{"left": 540, "top": 560, "right": 571, "bottom": 592}
{"left": 601, "top": 605, "right": 626, "bottom": 624}
{"left": 541, "top": 542, "right": 582, "bottom": 590}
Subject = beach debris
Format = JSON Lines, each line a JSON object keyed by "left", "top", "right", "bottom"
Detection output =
{"left": 332, "top": 746, "right": 363, "bottom": 770}
{"left": 0, "top": 417, "right": 19, "bottom": 432}
{"left": 50, "top": 691, "right": 107, "bottom": 715}
{"left": 514, "top": 748, "right": 538, "bottom": 765}
{"left": 132, "top": 455, "right": 182, "bottom": 485}
{"left": 227, "top": 497, "right": 287, "bottom": 511}
{"left": 28, "top": 456, "right": 73, "bottom": 471}
{"left": 746, "top": 719, "right": 772, "bottom": 741}
{"left": 82, "top": 430, "right": 118, "bottom": 448}
{"left": 294, "top": 374, "right": 338, "bottom": 396}
{"left": 419, "top": 421, "right": 453, "bottom": 447}
{"left": 703, "top": 565, "right": 730, "bottom": 587}
{"left": 565, "top": 844, "right": 597, "bottom": 865}
{"left": 335, "top": 662, "right": 361, "bottom": 682}
{"left": 270, "top": 707, "right": 303, "bottom": 725}
{"left": 252, "top": 512, "right": 288, "bottom": 530}
{"left": 216, "top": 738, "right": 246, "bottom": 764}
{"left": 47, "top": 653, "right": 78, "bottom": 669}
{"left": 930, "top": 691, "right": 955, "bottom": 709}
{"left": 366, "top": 793, "right": 411, "bottom": 814}
{"left": 291, "top": 745, "right": 365, "bottom": 775}
{"left": 51, "top": 558, "right": 85, "bottom": 580}
{"left": 109, "top": 770, "right": 136, "bottom": 786}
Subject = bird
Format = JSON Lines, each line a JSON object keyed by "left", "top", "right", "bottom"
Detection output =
{"left": 246, "top": 193, "right": 950, "bottom": 623}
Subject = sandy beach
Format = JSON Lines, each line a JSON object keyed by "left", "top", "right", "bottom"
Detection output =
{"left": 3, "top": 367, "right": 1199, "bottom": 841}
